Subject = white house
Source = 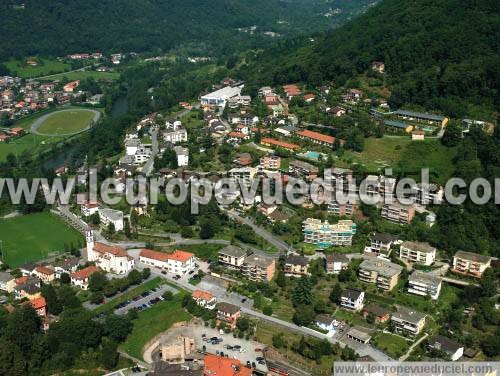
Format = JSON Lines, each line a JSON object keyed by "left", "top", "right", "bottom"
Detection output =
{"left": 174, "top": 146, "right": 189, "bottom": 167}
{"left": 163, "top": 128, "right": 188, "bottom": 144}
{"left": 86, "top": 230, "right": 135, "bottom": 274}
{"left": 139, "top": 249, "right": 195, "bottom": 274}
{"left": 408, "top": 270, "right": 442, "bottom": 300}
{"left": 341, "top": 288, "right": 364, "bottom": 311}
{"left": 315, "top": 314, "right": 339, "bottom": 335}
{"left": 98, "top": 208, "right": 124, "bottom": 232}
{"left": 81, "top": 201, "right": 99, "bottom": 216}
{"left": 399, "top": 241, "right": 436, "bottom": 266}
{"left": 192, "top": 290, "right": 217, "bottom": 310}
{"left": 70, "top": 265, "right": 100, "bottom": 290}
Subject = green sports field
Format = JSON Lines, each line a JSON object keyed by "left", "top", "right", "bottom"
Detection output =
{"left": 0, "top": 212, "right": 83, "bottom": 267}
{"left": 36, "top": 109, "right": 97, "bottom": 135}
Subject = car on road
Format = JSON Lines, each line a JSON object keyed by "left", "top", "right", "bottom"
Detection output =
{"left": 233, "top": 345, "right": 241, "bottom": 351}
{"left": 241, "top": 298, "right": 247, "bottom": 303}
{"left": 224, "top": 345, "right": 233, "bottom": 350}
{"left": 252, "top": 362, "right": 256, "bottom": 368}
{"left": 161, "top": 271, "right": 167, "bottom": 275}
{"left": 258, "top": 360, "right": 265, "bottom": 365}
{"left": 256, "top": 357, "right": 264, "bottom": 362}
{"left": 246, "top": 361, "right": 251, "bottom": 368}
{"left": 188, "top": 270, "right": 194, "bottom": 274}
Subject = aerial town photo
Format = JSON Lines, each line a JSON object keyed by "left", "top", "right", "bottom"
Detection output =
{"left": 0, "top": 1, "right": 498, "bottom": 376}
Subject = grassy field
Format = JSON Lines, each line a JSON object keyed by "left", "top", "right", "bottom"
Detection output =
{"left": 372, "top": 332, "right": 410, "bottom": 358}
{"left": 5, "top": 58, "right": 71, "bottom": 78}
{"left": 36, "top": 109, "right": 96, "bottom": 135}
{"left": 39, "top": 70, "right": 120, "bottom": 81}
{"left": 0, "top": 134, "right": 64, "bottom": 161}
{"left": 94, "top": 277, "right": 165, "bottom": 315}
{"left": 120, "top": 293, "right": 191, "bottom": 360}
{"left": 0, "top": 212, "right": 83, "bottom": 267}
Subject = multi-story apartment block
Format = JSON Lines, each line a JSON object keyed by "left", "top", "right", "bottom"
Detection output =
{"left": 325, "top": 253, "right": 349, "bottom": 274}
{"left": 362, "top": 175, "right": 396, "bottom": 199}
{"left": 391, "top": 306, "right": 426, "bottom": 336}
{"left": 364, "top": 232, "right": 399, "bottom": 258}
{"left": 241, "top": 255, "right": 276, "bottom": 282}
{"left": 408, "top": 270, "right": 442, "bottom": 300}
{"left": 218, "top": 245, "right": 247, "bottom": 269}
{"left": 381, "top": 202, "right": 415, "bottom": 224}
{"left": 328, "top": 167, "right": 356, "bottom": 194}
{"left": 228, "top": 167, "right": 257, "bottom": 187}
{"left": 284, "top": 255, "right": 309, "bottom": 277}
{"left": 452, "top": 250, "right": 491, "bottom": 278}
{"left": 328, "top": 195, "right": 358, "bottom": 217}
{"left": 411, "top": 183, "right": 444, "bottom": 205}
{"left": 399, "top": 241, "right": 436, "bottom": 266}
{"left": 358, "top": 258, "right": 403, "bottom": 291}
{"left": 259, "top": 155, "right": 281, "bottom": 170}
{"left": 340, "top": 288, "right": 365, "bottom": 311}
{"left": 302, "top": 218, "right": 357, "bottom": 248}
{"left": 288, "top": 160, "right": 318, "bottom": 182}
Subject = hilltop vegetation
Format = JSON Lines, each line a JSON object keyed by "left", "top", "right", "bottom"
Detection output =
{"left": 0, "top": 0, "right": 375, "bottom": 61}
{"left": 238, "top": 0, "right": 500, "bottom": 117}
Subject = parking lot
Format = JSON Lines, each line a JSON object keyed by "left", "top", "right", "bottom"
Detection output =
{"left": 114, "top": 284, "right": 178, "bottom": 315}
{"left": 191, "top": 325, "right": 268, "bottom": 374}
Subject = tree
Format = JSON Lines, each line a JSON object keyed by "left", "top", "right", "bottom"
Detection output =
{"left": 263, "top": 305, "right": 273, "bottom": 316}
{"left": 88, "top": 272, "right": 108, "bottom": 293}
{"left": 441, "top": 121, "right": 462, "bottom": 147}
{"left": 162, "top": 291, "right": 174, "bottom": 301}
{"left": 292, "top": 304, "right": 315, "bottom": 326}
{"left": 275, "top": 269, "right": 286, "bottom": 288}
{"left": 107, "top": 222, "right": 115, "bottom": 234}
{"left": 124, "top": 219, "right": 131, "bottom": 238}
{"left": 104, "top": 315, "right": 133, "bottom": 342}
{"left": 481, "top": 334, "right": 500, "bottom": 357}
{"left": 199, "top": 221, "right": 215, "bottom": 239}
{"left": 60, "top": 272, "right": 71, "bottom": 284}
{"left": 272, "top": 333, "right": 287, "bottom": 349}
{"left": 100, "top": 338, "right": 119, "bottom": 369}
{"left": 181, "top": 226, "right": 194, "bottom": 238}
{"left": 292, "top": 277, "right": 313, "bottom": 306}
{"left": 41, "top": 284, "right": 62, "bottom": 315}
{"left": 142, "top": 268, "right": 151, "bottom": 280}
{"left": 90, "top": 291, "right": 104, "bottom": 305}
{"left": 236, "top": 317, "right": 250, "bottom": 333}
{"left": 329, "top": 283, "right": 342, "bottom": 305}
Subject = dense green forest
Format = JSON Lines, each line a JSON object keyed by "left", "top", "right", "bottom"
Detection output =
{"left": 0, "top": 0, "right": 376, "bottom": 61}
{"left": 238, "top": 0, "right": 500, "bottom": 117}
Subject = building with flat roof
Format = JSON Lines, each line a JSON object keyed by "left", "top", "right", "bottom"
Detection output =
{"left": 347, "top": 327, "right": 372, "bottom": 344}
{"left": 381, "top": 202, "right": 415, "bottom": 224}
{"left": 218, "top": 245, "right": 247, "bottom": 269}
{"left": 302, "top": 218, "right": 357, "bottom": 248}
{"left": 408, "top": 270, "right": 442, "bottom": 300}
{"left": 359, "top": 258, "right": 403, "bottom": 291}
{"left": 200, "top": 85, "right": 243, "bottom": 107}
{"left": 391, "top": 306, "right": 426, "bottom": 336}
{"left": 241, "top": 255, "right": 275, "bottom": 282}
{"left": 400, "top": 241, "right": 436, "bottom": 266}
{"left": 288, "top": 160, "right": 318, "bottom": 182}
{"left": 452, "top": 250, "right": 491, "bottom": 278}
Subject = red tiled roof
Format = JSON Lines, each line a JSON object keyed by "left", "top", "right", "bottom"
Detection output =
{"left": 30, "top": 296, "right": 46, "bottom": 310}
{"left": 140, "top": 249, "right": 194, "bottom": 263}
{"left": 35, "top": 266, "right": 55, "bottom": 275}
{"left": 203, "top": 354, "right": 251, "bottom": 376}
{"left": 15, "top": 276, "right": 28, "bottom": 285}
{"left": 228, "top": 131, "right": 247, "bottom": 139}
{"left": 192, "top": 289, "right": 214, "bottom": 302}
{"left": 71, "top": 266, "right": 99, "bottom": 280}
{"left": 297, "top": 129, "right": 335, "bottom": 145}
{"left": 169, "top": 250, "right": 194, "bottom": 263}
{"left": 94, "top": 242, "right": 127, "bottom": 257}
{"left": 261, "top": 138, "right": 299, "bottom": 150}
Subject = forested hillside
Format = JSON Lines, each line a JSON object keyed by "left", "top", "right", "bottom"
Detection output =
{"left": 0, "top": 0, "right": 375, "bottom": 60}
{"left": 238, "top": 0, "right": 500, "bottom": 117}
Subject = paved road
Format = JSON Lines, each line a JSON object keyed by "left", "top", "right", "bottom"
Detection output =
{"left": 142, "top": 128, "right": 158, "bottom": 177}
{"left": 31, "top": 108, "right": 101, "bottom": 136}
{"left": 223, "top": 209, "right": 292, "bottom": 255}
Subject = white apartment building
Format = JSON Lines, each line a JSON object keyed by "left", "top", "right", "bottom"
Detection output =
{"left": 452, "top": 250, "right": 491, "bottom": 278}
{"left": 86, "top": 230, "right": 134, "bottom": 274}
{"left": 391, "top": 306, "right": 426, "bottom": 336}
{"left": 139, "top": 249, "right": 195, "bottom": 275}
{"left": 364, "top": 232, "right": 399, "bottom": 258}
{"left": 174, "top": 146, "right": 189, "bottom": 167}
{"left": 302, "top": 218, "right": 357, "bottom": 248}
{"left": 98, "top": 208, "right": 124, "bottom": 232}
{"left": 218, "top": 245, "right": 247, "bottom": 269}
{"left": 399, "top": 241, "right": 436, "bottom": 266}
{"left": 163, "top": 128, "right": 188, "bottom": 144}
{"left": 228, "top": 167, "right": 257, "bottom": 188}
{"left": 340, "top": 288, "right": 365, "bottom": 311}
{"left": 408, "top": 270, "right": 442, "bottom": 300}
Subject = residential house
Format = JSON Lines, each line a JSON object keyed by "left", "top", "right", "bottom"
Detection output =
{"left": 203, "top": 354, "right": 251, "bottom": 376}
{"left": 364, "top": 232, "right": 399, "bottom": 258}
{"left": 362, "top": 304, "right": 391, "bottom": 324}
{"left": 0, "top": 272, "right": 15, "bottom": 292}
{"left": 174, "top": 146, "right": 189, "bottom": 167}
{"left": 428, "top": 335, "right": 464, "bottom": 361}
{"left": 241, "top": 255, "right": 276, "bottom": 282}
{"left": 163, "top": 127, "right": 188, "bottom": 144}
{"left": 328, "top": 106, "right": 347, "bottom": 117}
{"left": 452, "top": 251, "right": 491, "bottom": 278}
{"left": 343, "top": 89, "right": 363, "bottom": 103}
{"left": 218, "top": 245, "right": 247, "bottom": 269}
{"left": 63, "top": 80, "right": 80, "bottom": 93}
{"left": 325, "top": 253, "right": 349, "bottom": 274}
{"left": 358, "top": 258, "right": 403, "bottom": 291}
{"left": 391, "top": 306, "right": 426, "bottom": 336}
{"left": 288, "top": 160, "right": 318, "bottom": 182}
{"left": 315, "top": 314, "right": 338, "bottom": 335}
{"left": 371, "top": 61, "right": 385, "bottom": 73}
{"left": 274, "top": 125, "right": 297, "bottom": 137}
{"left": 381, "top": 202, "right": 415, "bottom": 224}
{"left": 410, "top": 183, "right": 444, "bottom": 205}
{"left": 29, "top": 296, "right": 47, "bottom": 317}
{"left": 296, "top": 129, "right": 341, "bottom": 148}
{"left": 54, "top": 257, "right": 80, "bottom": 278}
{"left": 408, "top": 270, "right": 442, "bottom": 300}
{"left": 98, "top": 208, "right": 124, "bottom": 231}
{"left": 139, "top": 249, "right": 195, "bottom": 275}
{"left": 341, "top": 288, "right": 364, "bottom": 311}
{"left": 268, "top": 209, "right": 291, "bottom": 223}
{"left": 34, "top": 266, "right": 56, "bottom": 283}
{"left": 70, "top": 266, "right": 100, "bottom": 290}
{"left": 216, "top": 302, "right": 241, "bottom": 328}
{"left": 234, "top": 152, "right": 252, "bottom": 167}
{"left": 284, "top": 255, "right": 309, "bottom": 277}
{"left": 412, "top": 130, "right": 425, "bottom": 141}
{"left": 302, "top": 218, "right": 357, "bottom": 248}
{"left": 86, "top": 230, "right": 135, "bottom": 274}
{"left": 259, "top": 155, "right": 281, "bottom": 170}
{"left": 14, "top": 276, "right": 41, "bottom": 300}
{"left": 19, "top": 262, "right": 38, "bottom": 276}
{"left": 399, "top": 241, "right": 436, "bottom": 266}
{"left": 81, "top": 201, "right": 99, "bottom": 216}
{"left": 192, "top": 290, "right": 217, "bottom": 310}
